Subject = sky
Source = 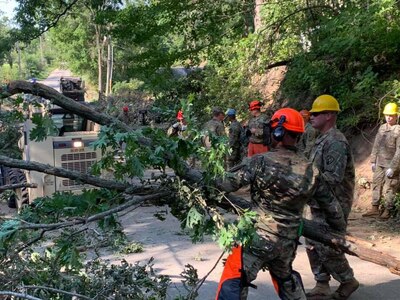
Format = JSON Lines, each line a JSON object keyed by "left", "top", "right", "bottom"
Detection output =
{"left": 0, "top": 0, "right": 17, "bottom": 19}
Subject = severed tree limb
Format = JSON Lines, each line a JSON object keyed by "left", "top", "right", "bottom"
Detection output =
{"left": 302, "top": 219, "right": 400, "bottom": 276}
{"left": 18, "top": 191, "right": 170, "bottom": 231}
{"left": 0, "top": 155, "right": 129, "bottom": 192}
{"left": 0, "top": 291, "right": 42, "bottom": 300}
{"left": 0, "top": 80, "right": 131, "bottom": 132}
{"left": 0, "top": 182, "right": 37, "bottom": 192}
{"left": 4, "top": 191, "right": 170, "bottom": 261}
{"left": 23, "top": 285, "right": 92, "bottom": 300}
{"left": 224, "top": 193, "right": 400, "bottom": 276}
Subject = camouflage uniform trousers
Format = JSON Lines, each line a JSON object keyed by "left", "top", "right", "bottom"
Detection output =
{"left": 227, "top": 146, "right": 242, "bottom": 169}
{"left": 372, "top": 165, "right": 399, "bottom": 210}
{"left": 240, "top": 232, "right": 306, "bottom": 299}
{"left": 305, "top": 208, "right": 354, "bottom": 284}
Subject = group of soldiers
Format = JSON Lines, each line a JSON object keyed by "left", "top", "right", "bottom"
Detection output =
{"left": 169, "top": 95, "right": 399, "bottom": 300}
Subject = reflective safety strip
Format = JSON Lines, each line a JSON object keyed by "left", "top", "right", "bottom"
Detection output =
{"left": 215, "top": 245, "right": 243, "bottom": 300}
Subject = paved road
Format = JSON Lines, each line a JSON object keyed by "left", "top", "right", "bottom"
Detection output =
{"left": 111, "top": 205, "right": 400, "bottom": 300}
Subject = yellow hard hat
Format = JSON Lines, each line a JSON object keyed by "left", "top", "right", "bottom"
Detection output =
{"left": 383, "top": 103, "right": 398, "bottom": 115}
{"left": 309, "top": 94, "right": 341, "bottom": 113}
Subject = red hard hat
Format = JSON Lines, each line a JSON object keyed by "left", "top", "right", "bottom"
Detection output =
{"left": 176, "top": 110, "right": 184, "bottom": 120}
{"left": 123, "top": 106, "right": 129, "bottom": 112}
{"left": 249, "top": 100, "right": 263, "bottom": 111}
{"left": 271, "top": 108, "right": 305, "bottom": 133}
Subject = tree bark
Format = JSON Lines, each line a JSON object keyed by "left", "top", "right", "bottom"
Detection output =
{"left": 0, "top": 155, "right": 129, "bottom": 192}
{"left": 0, "top": 182, "right": 37, "bottom": 192}
{"left": 105, "top": 35, "right": 112, "bottom": 96}
{"left": 302, "top": 219, "right": 400, "bottom": 276}
{"left": 254, "top": 0, "right": 264, "bottom": 32}
{"left": 95, "top": 24, "right": 104, "bottom": 97}
{"left": 0, "top": 80, "right": 130, "bottom": 132}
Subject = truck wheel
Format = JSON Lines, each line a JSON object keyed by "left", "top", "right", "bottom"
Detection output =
{"left": 6, "top": 168, "right": 29, "bottom": 210}
{"left": 7, "top": 194, "right": 17, "bottom": 208}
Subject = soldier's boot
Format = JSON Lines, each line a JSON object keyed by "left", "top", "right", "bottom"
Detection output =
{"left": 306, "top": 281, "right": 331, "bottom": 300}
{"left": 362, "top": 205, "right": 380, "bottom": 217}
{"left": 332, "top": 278, "right": 359, "bottom": 300}
{"left": 379, "top": 208, "right": 391, "bottom": 220}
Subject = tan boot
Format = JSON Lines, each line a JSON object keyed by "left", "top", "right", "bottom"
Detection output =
{"left": 332, "top": 278, "right": 359, "bottom": 299}
{"left": 379, "top": 208, "right": 391, "bottom": 220}
{"left": 362, "top": 205, "right": 380, "bottom": 217}
{"left": 306, "top": 281, "right": 331, "bottom": 300}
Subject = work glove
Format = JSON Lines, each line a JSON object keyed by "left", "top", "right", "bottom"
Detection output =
{"left": 385, "top": 168, "right": 394, "bottom": 178}
{"left": 371, "top": 163, "right": 376, "bottom": 172}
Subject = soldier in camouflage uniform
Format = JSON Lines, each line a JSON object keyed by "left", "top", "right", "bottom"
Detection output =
{"left": 297, "top": 109, "right": 318, "bottom": 159}
{"left": 215, "top": 108, "right": 314, "bottom": 300}
{"left": 306, "top": 95, "right": 359, "bottom": 300}
{"left": 363, "top": 102, "right": 400, "bottom": 220}
{"left": 226, "top": 108, "right": 243, "bottom": 169}
{"left": 203, "top": 107, "right": 226, "bottom": 148}
{"left": 118, "top": 105, "right": 135, "bottom": 124}
{"left": 247, "top": 100, "right": 269, "bottom": 157}
{"left": 167, "top": 110, "right": 187, "bottom": 138}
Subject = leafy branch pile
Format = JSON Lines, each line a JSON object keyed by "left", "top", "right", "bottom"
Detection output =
{"left": 0, "top": 89, "right": 258, "bottom": 298}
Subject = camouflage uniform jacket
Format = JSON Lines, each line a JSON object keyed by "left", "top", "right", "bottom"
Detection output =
{"left": 370, "top": 123, "right": 400, "bottom": 170}
{"left": 167, "top": 122, "right": 186, "bottom": 137}
{"left": 248, "top": 114, "right": 269, "bottom": 144}
{"left": 204, "top": 118, "right": 225, "bottom": 137}
{"left": 218, "top": 146, "right": 318, "bottom": 240}
{"left": 297, "top": 122, "right": 318, "bottom": 159}
{"left": 308, "top": 127, "right": 355, "bottom": 225}
{"left": 228, "top": 120, "right": 242, "bottom": 150}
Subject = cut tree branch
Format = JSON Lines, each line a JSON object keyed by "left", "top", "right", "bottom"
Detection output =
{"left": 0, "top": 155, "right": 129, "bottom": 191}
{"left": 3, "top": 191, "right": 170, "bottom": 261}
{"left": 302, "top": 219, "right": 400, "bottom": 276}
{"left": 223, "top": 193, "right": 400, "bottom": 276}
{"left": 24, "top": 285, "right": 91, "bottom": 300}
{"left": 0, "top": 291, "right": 42, "bottom": 300}
{"left": 0, "top": 182, "right": 37, "bottom": 192}
{"left": 0, "top": 80, "right": 130, "bottom": 132}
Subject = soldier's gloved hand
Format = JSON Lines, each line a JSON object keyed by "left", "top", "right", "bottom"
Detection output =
{"left": 385, "top": 168, "right": 394, "bottom": 178}
{"left": 371, "top": 163, "right": 376, "bottom": 172}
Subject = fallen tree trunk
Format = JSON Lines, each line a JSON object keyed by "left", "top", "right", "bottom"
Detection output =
{"left": 302, "top": 219, "right": 400, "bottom": 276}
{"left": 0, "top": 182, "right": 37, "bottom": 192}
{"left": 0, "top": 155, "right": 129, "bottom": 192}
{"left": 0, "top": 80, "right": 130, "bottom": 132}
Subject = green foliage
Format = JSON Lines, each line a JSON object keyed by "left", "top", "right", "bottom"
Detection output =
{"left": 173, "top": 178, "right": 258, "bottom": 251}
{"left": 0, "top": 14, "right": 14, "bottom": 65}
{"left": 281, "top": 0, "right": 400, "bottom": 129}
{"left": 29, "top": 112, "right": 59, "bottom": 141}
{"left": 19, "top": 189, "right": 121, "bottom": 224}
{"left": 0, "top": 110, "right": 22, "bottom": 159}
{"left": 119, "top": 241, "right": 144, "bottom": 254}
{"left": 112, "top": 78, "right": 145, "bottom": 94}
{"left": 1, "top": 255, "right": 172, "bottom": 299}
{"left": 217, "top": 210, "right": 259, "bottom": 251}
